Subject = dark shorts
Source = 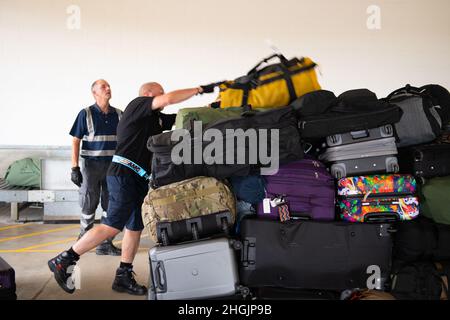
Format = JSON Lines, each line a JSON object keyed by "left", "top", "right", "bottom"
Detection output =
{"left": 101, "top": 174, "right": 148, "bottom": 231}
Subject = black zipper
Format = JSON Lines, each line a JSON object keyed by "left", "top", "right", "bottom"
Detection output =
{"left": 341, "top": 192, "right": 415, "bottom": 199}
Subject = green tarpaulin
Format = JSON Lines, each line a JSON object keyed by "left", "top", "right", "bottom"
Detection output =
{"left": 4, "top": 158, "right": 41, "bottom": 188}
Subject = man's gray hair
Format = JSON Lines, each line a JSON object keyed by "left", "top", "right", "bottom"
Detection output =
{"left": 91, "top": 80, "right": 99, "bottom": 93}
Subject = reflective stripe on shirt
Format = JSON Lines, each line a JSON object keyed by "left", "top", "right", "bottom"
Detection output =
{"left": 82, "top": 107, "right": 121, "bottom": 142}
{"left": 80, "top": 149, "right": 116, "bottom": 157}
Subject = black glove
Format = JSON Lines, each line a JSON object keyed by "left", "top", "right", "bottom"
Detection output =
{"left": 71, "top": 166, "right": 83, "bottom": 187}
{"left": 199, "top": 83, "right": 217, "bottom": 94}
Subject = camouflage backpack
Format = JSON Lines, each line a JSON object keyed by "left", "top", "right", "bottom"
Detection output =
{"left": 142, "top": 176, "right": 236, "bottom": 243}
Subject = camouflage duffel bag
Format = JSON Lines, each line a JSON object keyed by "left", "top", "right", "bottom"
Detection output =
{"left": 142, "top": 176, "right": 237, "bottom": 245}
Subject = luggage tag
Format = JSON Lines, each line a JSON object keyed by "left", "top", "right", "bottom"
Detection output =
{"left": 270, "top": 195, "right": 291, "bottom": 222}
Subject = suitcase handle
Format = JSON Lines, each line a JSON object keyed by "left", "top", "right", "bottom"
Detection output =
{"left": 386, "top": 84, "right": 424, "bottom": 100}
{"left": 350, "top": 129, "right": 369, "bottom": 140}
{"left": 247, "top": 53, "right": 289, "bottom": 75}
{"left": 154, "top": 261, "right": 167, "bottom": 293}
{"left": 364, "top": 212, "right": 400, "bottom": 223}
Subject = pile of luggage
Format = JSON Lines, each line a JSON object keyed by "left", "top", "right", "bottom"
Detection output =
{"left": 141, "top": 54, "right": 450, "bottom": 300}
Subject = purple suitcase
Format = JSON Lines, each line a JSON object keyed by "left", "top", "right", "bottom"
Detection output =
{"left": 0, "top": 256, "right": 16, "bottom": 300}
{"left": 256, "top": 158, "right": 335, "bottom": 220}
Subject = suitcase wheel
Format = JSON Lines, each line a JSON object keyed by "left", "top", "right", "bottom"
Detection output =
{"left": 386, "top": 157, "right": 399, "bottom": 173}
{"left": 237, "top": 286, "right": 251, "bottom": 298}
{"left": 160, "top": 228, "right": 170, "bottom": 246}
{"left": 231, "top": 240, "right": 242, "bottom": 250}
{"left": 331, "top": 164, "right": 346, "bottom": 180}
{"left": 327, "top": 135, "right": 341, "bottom": 146}
{"left": 389, "top": 163, "right": 400, "bottom": 173}
{"left": 382, "top": 125, "right": 393, "bottom": 136}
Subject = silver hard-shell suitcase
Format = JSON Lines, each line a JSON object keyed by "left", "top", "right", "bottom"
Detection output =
{"left": 148, "top": 237, "right": 246, "bottom": 300}
{"left": 326, "top": 125, "right": 394, "bottom": 147}
{"left": 319, "top": 137, "right": 399, "bottom": 179}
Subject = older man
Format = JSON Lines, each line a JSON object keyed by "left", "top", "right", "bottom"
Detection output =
{"left": 69, "top": 79, "right": 122, "bottom": 256}
{"left": 50, "top": 81, "right": 215, "bottom": 295}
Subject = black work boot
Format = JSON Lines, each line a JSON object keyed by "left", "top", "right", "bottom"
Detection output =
{"left": 96, "top": 240, "right": 122, "bottom": 256}
{"left": 48, "top": 251, "right": 79, "bottom": 294}
{"left": 112, "top": 267, "right": 147, "bottom": 296}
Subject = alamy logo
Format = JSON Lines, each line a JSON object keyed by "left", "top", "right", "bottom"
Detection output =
{"left": 366, "top": 265, "right": 382, "bottom": 290}
{"left": 367, "top": 5, "right": 381, "bottom": 30}
{"left": 170, "top": 121, "right": 280, "bottom": 175}
{"left": 66, "top": 5, "right": 81, "bottom": 30}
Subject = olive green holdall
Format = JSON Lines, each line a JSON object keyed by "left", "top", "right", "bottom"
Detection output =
{"left": 142, "top": 176, "right": 236, "bottom": 245}
{"left": 420, "top": 176, "right": 450, "bottom": 225}
{"left": 175, "top": 106, "right": 264, "bottom": 130}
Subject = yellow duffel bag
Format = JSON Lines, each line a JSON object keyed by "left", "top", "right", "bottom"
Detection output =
{"left": 211, "top": 54, "right": 321, "bottom": 109}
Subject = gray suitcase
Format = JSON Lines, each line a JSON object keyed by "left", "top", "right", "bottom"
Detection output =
{"left": 326, "top": 125, "right": 394, "bottom": 147}
{"left": 319, "top": 137, "right": 399, "bottom": 179}
{"left": 148, "top": 237, "right": 247, "bottom": 300}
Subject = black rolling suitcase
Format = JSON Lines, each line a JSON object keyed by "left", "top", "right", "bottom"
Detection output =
{"left": 238, "top": 219, "right": 394, "bottom": 291}
{"left": 0, "top": 256, "right": 16, "bottom": 300}
{"left": 398, "top": 144, "right": 450, "bottom": 178}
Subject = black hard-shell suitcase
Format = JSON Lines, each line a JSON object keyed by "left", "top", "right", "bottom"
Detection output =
{"left": 0, "top": 256, "right": 16, "bottom": 300}
{"left": 238, "top": 218, "right": 394, "bottom": 291}
{"left": 398, "top": 144, "right": 450, "bottom": 178}
{"left": 156, "top": 211, "right": 234, "bottom": 246}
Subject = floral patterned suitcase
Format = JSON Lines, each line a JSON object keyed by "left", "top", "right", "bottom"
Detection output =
{"left": 337, "top": 175, "right": 419, "bottom": 222}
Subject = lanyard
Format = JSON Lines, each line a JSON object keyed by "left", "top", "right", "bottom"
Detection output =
{"left": 112, "top": 155, "right": 150, "bottom": 180}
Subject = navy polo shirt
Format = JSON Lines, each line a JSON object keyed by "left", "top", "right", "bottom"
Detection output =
{"left": 69, "top": 104, "right": 122, "bottom": 161}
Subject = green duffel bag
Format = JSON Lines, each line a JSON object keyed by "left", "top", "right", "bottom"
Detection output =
{"left": 175, "top": 106, "right": 263, "bottom": 130}
{"left": 420, "top": 175, "right": 450, "bottom": 225}
{"left": 4, "top": 158, "right": 41, "bottom": 188}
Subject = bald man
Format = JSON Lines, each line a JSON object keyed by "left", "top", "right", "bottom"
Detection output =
{"left": 69, "top": 79, "right": 122, "bottom": 256}
{"left": 50, "top": 81, "right": 215, "bottom": 296}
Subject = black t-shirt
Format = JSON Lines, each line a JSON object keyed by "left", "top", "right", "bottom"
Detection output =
{"left": 107, "top": 96, "right": 176, "bottom": 176}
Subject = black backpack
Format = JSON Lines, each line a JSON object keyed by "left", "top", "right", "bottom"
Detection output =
{"left": 390, "top": 261, "right": 449, "bottom": 300}
{"left": 393, "top": 218, "right": 450, "bottom": 263}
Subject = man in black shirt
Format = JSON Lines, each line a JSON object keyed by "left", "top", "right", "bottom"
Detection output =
{"left": 48, "top": 81, "right": 215, "bottom": 295}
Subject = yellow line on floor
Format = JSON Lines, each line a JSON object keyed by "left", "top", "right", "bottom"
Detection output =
{"left": 14, "top": 237, "right": 78, "bottom": 252}
{"left": 0, "top": 247, "right": 150, "bottom": 253}
{"left": 0, "top": 223, "right": 37, "bottom": 232}
{"left": 0, "top": 225, "right": 79, "bottom": 243}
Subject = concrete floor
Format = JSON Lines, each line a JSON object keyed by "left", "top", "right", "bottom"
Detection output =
{"left": 0, "top": 206, "right": 155, "bottom": 300}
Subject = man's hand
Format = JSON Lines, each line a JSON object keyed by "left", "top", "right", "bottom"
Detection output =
{"left": 71, "top": 167, "right": 83, "bottom": 187}
{"left": 199, "top": 83, "right": 217, "bottom": 94}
